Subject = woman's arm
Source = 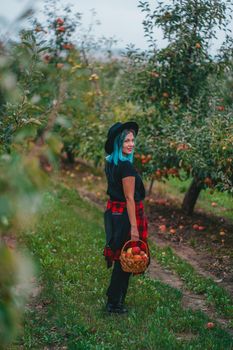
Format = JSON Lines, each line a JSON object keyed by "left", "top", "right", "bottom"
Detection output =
{"left": 122, "top": 176, "right": 139, "bottom": 241}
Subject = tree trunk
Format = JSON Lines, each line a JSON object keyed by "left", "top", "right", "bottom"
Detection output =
{"left": 147, "top": 178, "right": 154, "bottom": 196}
{"left": 181, "top": 177, "right": 204, "bottom": 215}
{"left": 66, "top": 149, "right": 75, "bottom": 164}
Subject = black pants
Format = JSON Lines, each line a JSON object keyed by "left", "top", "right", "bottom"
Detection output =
{"left": 106, "top": 260, "right": 131, "bottom": 304}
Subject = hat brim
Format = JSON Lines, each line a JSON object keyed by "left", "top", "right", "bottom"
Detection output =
{"left": 105, "top": 121, "right": 139, "bottom": 154}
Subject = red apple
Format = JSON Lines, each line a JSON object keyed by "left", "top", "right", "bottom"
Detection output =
{"left": 141, "top": 255, "right": 148, "bottom": 261}
{"left": 132, "top": 247, "right": 141, "bottom": 255}
{"left": 159, "top": 224, "right": 167, "bottom": 232}
{"left": 62, "top": 43, "right": 74, "bottom": 50}
{"left": 57, "top": 26, "right": 65, "bottom": 32}
{"left": 206, "top": 322, "right": 215, "bottom": 329}
{"left": 56, "top": 63, "right": 64, "bottom": 69}
{"left": 43, "top": 54, "right": 52, "bottom": 63}
{"left": 44, "top": 164, "right": 53, "bottom": 172}
{"left": 56, "top": 18, "right": 64, "bottom": 25}
{"left": 216, "top": 105, "right": 225, "bottom": 111}
{"left": 133, "top": 255, "right": 142, "bottom": 261}
{"left": 170, "top": 228, "right": 176, "bottom": 234}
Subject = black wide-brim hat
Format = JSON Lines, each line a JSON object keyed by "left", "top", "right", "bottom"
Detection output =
{"left": 105, "top": 121, "right": 139, "bottom": 154}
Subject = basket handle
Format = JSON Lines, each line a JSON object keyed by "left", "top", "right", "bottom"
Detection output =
{"left": 121, "top": 239, "right": 149, "bottom": 256}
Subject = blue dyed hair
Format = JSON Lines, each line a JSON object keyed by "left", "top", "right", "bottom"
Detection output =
{"left": 105, "top": 129, "right": 136, "bottom": 165}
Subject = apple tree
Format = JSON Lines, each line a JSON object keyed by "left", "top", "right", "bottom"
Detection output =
{"left": 123, "top": 0, "right": 233, "bottom": 214}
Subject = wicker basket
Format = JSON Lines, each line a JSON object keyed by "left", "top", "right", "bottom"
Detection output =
{"left": 119, "top": 239, "right": 149, "bottom": 273}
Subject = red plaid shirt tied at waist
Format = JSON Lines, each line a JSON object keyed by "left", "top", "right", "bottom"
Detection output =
{"left": 103, "top": 199, "right": 148, "bottom": 266}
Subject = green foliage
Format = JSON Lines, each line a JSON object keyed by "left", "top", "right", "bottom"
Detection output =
{"left": 0, "top": 4, "right": 68, "bottom": 345}
{"left": 0, "top": 244, "right": 35, "bottom": 349}
{"left": 126, "top": 0, "right": 233, "bottom": 109}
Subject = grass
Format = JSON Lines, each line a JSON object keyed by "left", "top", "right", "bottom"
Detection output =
{"left": 10, "top": 185, "right": 233, "bottom": 349}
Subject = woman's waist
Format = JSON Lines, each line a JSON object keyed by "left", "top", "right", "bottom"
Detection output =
{"left": 106, "top": 199, "right": 144, "bottom": 212}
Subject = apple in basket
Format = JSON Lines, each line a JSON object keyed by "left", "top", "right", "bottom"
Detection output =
{"left": 139, "top": 251, "right": 148, "bottom": 261}
{"left": 127, "top": 248, "right": 133, "bottom": 254}
{"left": 133, "top": 255, "right": 143, "bottom": 261}
{"left": 142, "top": 255, "right": 148, "bottom": 261}
{"left": 131, "top": 246, "right": 141, "bottom": 255}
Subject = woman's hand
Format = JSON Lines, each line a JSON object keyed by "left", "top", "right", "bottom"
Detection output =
{"left": 131, "top": 225, "right": 139, "bottom": 241}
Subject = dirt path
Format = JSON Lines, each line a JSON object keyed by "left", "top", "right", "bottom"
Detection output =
{"left": 149, "top": 230, "right": 233, "bottom": 297}
{"left": 148, "top": 255, "right": 232, "bottom": 334}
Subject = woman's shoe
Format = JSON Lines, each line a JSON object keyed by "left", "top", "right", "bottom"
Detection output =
{"left": 106, "top": 302, "right": 128, "bottom": 314}
{"left": 118, "top": 304, "right": 128, "bottom": 314}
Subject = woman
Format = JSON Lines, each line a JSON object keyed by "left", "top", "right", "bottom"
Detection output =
{"left": 103, "top": 121, "right": 149, "bottom": 314}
